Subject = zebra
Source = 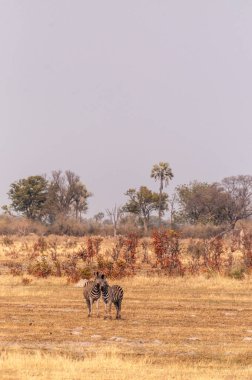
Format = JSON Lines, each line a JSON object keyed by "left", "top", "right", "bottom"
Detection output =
{"left": 99, "top": 274, "right": 124, "bottom": 319}
{"left": 83, "top": 272, "right": 102, "bottom": 317}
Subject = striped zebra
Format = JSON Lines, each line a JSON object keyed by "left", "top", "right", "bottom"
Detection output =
{"left": 99, "top": 274, "right": 124, "bottom": 319}
{"left": 83, "top": 272, "right": 102, "bottom": 317}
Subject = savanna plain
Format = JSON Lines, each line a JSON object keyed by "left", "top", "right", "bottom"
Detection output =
{"left": 0, "top": 235, "right": 252, "bottom": 380}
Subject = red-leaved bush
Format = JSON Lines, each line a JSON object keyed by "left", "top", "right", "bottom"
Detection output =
{"left": 152, "top": 229, "right": 183, "bottom": 276}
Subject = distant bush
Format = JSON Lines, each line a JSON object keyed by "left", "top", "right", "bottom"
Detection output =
{"left": 117, "top": 216, "right": 142, "bottom": 236}
{"left": 241, "top": 230, "right": 252, "bottom": 272}
{"left": 187, "top": 239, "right": 206, "bottom": 275}
{"left": 45, "top": 215, "right": 116, "bottom": 236}
{"left": 178, "top": 224, "right": 226, "bottom": 239}
{"left": 0, "top": 215, "right": 45, "bottom": 236}
{"left": 187, "top": 236, "right": 224, "bottom": 274}
{"left": 46, "top": 216, "right": 87, "bottom": 236}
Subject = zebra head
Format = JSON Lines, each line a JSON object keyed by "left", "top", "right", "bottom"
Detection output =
{"left": 93, "top": 271, "right": 103, "bottom": 290}
{"left": 98, "top": 273, "right": 108, "bottom": 292}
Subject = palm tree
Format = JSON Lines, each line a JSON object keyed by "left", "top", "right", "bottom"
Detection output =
{"left": 151, "top": 162, "right": 174, "bottom": 227}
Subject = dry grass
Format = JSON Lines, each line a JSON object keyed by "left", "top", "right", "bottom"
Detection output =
{"left": 0, "top": 274, "right": 252, "bottom": 379}
{"left": 1, "top": 350, "right": 252, "bottom": 380}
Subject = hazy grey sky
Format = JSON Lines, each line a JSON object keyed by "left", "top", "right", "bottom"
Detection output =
{"left": 0, "top": 1, "right": 251, "bottom": 216}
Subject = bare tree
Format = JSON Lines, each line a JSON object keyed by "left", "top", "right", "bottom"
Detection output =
{"left": 220, "top": 175, "right": 252, "bottom": 228}
{"left": 46, "top": 170, "right": 92, "bottom": 221}
{"left": 106, "top": 205, "right": 123, "bottom": 237}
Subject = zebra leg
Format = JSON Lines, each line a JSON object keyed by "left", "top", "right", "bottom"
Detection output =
{"left": 116, "top": 300, "right": 122, "bottom": 319}
{"left": 115, "top": 301, "right": 119, "bottom": 319}
{"left": 104, "top": 302, "right": 108, "bottom": 319}
{"left": 86, "top": 299, "right": 91, "bottom": 317}
{"left": 96, "top": 299, "right": 100, "bottom": 317}
{"left": 108, "top": 301, "right": 112, "bottom": 320}
{"left": 88, "top": 297, "right": 93, "bottom": 317}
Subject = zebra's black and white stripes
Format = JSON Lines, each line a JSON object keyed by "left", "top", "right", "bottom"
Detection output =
{"left": 83, "top": 272, "right": 124, "bottom": 319}
{"left": 99, "top": 275, "right": 124, "bottom": 319}
{"left": 83, "top": 272, "right": 101, "bottom": 317}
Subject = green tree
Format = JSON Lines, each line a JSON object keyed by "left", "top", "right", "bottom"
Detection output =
{"left": 176, "top": 181, "right": 232, "bottom": 225}
{"left": 8, "top": 176, "right": 48, "bottom": 220}
{"left": 151, "top": 162, "right": 174, "bottom": 227}
{"left": 123, "top": 186, "right": 168, "bottom": 233}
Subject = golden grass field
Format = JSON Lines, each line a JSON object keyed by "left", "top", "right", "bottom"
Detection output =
{"left": 0, "top": 273, "right": 252, "bottom": 379}
{"left": 0, "top": 235, "right": 251, "bottom": 379}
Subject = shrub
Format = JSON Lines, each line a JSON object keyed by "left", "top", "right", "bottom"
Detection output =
{"left": 48, "top": 240, "right": 61, "bottom": 276}
{"left": 187, "top": 236, "right": 224, "bottom": 274}
{"left": 241, "top": 231, "right": 252, "bottom": 271}
{"left": 33, "top": 237, "right": 48, "bottom": 253}
{"left": 179, "top": 224, "right": 226, "bottom": 239}
{"left": 2, "top": 236, "right": 14, "bottom": 246}
{"left": 9, "top": 263, "right": 23, "bottom": 276}
{"left": 86, "top": 237, "right": 103, "bottom": 263}
{"left": 4, "top": 249, "right": 19, "bottom": 259}
{"left": 113, "top": 259, "right": 131, "bottom": 278}
{"left": 65, "top": 239, "right": 77, "bottom": 248}
{"left": 152, "top": 229, "right": 183, "bottom": 276}
{"left": 141, "top": 239, "right": 150, "bottom": 263}
{"left": 123, "top": 233, "right": 139, "bottom": 266}
{"left": 22, "top": 277, "right": 32, "bottom": 285}
{"left": 228, "top": 267, "right": 245, "bottom": 280}
{"left": 111, "top": 236, "right": 125, "bottom": 261}
{"left": 208, "top": 236, "right": 224, "bottom": 272}
{"left": 61, "top": 254, "right": 79, "bottom": 281}
{"left": 0, "top": 215, "right": 45, "bottom": 235}
{"left": 187, "top": 239, "right": 205, "bottom": 275}
{"left": 79, "top": 267, "right": 93, "bottom": 280}
{"left": 28, "top": 255, "right": 52, "bottom": 278}
{"left": 46, "top": 216, "right": 90, "bottom": 236}
{"left": 76, "top": 245, "right": 87, "bottom": 261}
{"left": 97, "top": 255, "right": 114, "bottom": 277}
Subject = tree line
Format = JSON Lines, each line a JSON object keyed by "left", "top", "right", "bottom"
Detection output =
{"left": 2, "top": 170, "right": 92, "bottom": 223}
{"left": 2, "top": 163, "right": 252, "bottom": 235}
